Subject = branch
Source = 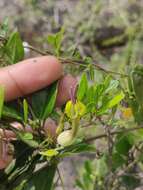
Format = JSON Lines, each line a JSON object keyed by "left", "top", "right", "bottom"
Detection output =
{"left": 24, "top": 45, "right": 47, "bottom": 55}
{"left": 84, "top": 126, "right": 143, "bottom": 143}
{"left": 60, "top": 57, "right": 128, "bottom": 77}
{"left": 24, "top": 45, "right": 128, "bottom": 77}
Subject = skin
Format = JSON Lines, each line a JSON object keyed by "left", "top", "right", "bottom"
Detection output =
{"left": 0, "top": 56, "right": 77, "bottom": 169}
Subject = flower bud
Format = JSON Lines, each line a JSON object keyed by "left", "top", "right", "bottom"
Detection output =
{"left": 43, "top": 118, "right": 57, "bottom": 139}
{"left": 57, "top": 130, "right": 74, "bottom": 147}
{"left": 65, "top": 100, "right": 86, "bottom": 119}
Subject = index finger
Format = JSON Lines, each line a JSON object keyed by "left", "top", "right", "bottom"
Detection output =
{"left": 0, "top": 56, "right": 63, "bottom": 101}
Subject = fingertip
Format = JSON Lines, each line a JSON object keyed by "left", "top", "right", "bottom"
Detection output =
{"left": 47, "top": 56, "right": 63, "bottom": 72}
{"left": 0, "top": 56, "right": 63, "bottom": 101}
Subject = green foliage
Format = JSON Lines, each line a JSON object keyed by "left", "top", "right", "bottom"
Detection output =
{"left": 23, "top": 99, "right": 28, "bottom": 123}
{"left": 130, "top": 65, "right": 143, "bottom": 105}
{"left": 2, "top": 105, "right": 23, "bottom": 121}
{"left": 23, "top": 165, "right": 57, "bottom": 190}
{"left": 42, "top": 82, "right": 58, "bottom": 119}
{"left": 47, "top": 28, "right": 64, "bottom": 56}
{"left": 0, "top": 17, "right": 9, "bottom": 37}
{"left": 77, "top": 75, "right": 124, "bottom": 115}
{"left": 77, "top": 73, "right": 88, "bottom": 101}
{"left": 31, "top": 82, "right": 58, "bottom": 119}
{"left": 0, "top": 12, "right": 143, "bottom": 190}
{"left": 5, "top": 32, "right": 24, "bottom": 64}
{"left": 76, "top": 160, "right": 95, "bottom": 190}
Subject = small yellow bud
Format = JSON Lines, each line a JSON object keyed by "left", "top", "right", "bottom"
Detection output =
{"left": 65, "top": 100, "right": 86, "bottom": 119}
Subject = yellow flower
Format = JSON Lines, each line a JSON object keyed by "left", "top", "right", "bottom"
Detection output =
{"left": 65, "top": 100, "right": 86, "bottom": 119}
{"left": 121, "top": 107, "right": 133, "bottom": 119}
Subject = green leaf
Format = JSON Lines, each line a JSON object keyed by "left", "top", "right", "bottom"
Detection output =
{"left": 89, "top": 65, "right": 94, "bottom": 81}
{"left": 22, "top": 139, "right": 39, "bottom": 148}
{"left": 31, "top": 82, "right": 58, "bottom": 119}
{"left": 13, "top": 141, "right": 34, "bottom": 169}
{"left": 42, "top": 82, "right": 58, "bottom": 119}
{"left": 64, "top": 143, "right": 95, "bottom": 154}
{"left": 112, "top": 153, "right": 126, "bottom": 169}
{"left": 47, "top": 35, "right": 55, "bottom": 47}
{"left": 103, "top": 75, "right": 112, "bottom": 90}
{"left": 94, "top": 84, "right": 104, "bottom": 103}
{"left": 6, "top": 32, "right": 24, "bottom": 64}
{"left": 77, "top": 73, "right": 88, "bottom": 101}
{"left": 55, "top": 28, "right": 64, "bottom": 56}
{"left": 47, "top": 28, "right": 64, "bottom": 56}
{"left": 2, "top": 105, "right": 22, "bottom": 121}
{"left": 122, "top": 175, "right": 140, "bottom": 189}
{"left": 129, "top": 97, "right": 143, "bottom": 124}
{"left": 115, "top": 134, "right": 132, "bottom": 155}
{"left": 87, "top": 86, "right": 95, "bottom": 103}
{"left": 0, "top": 86, "right": 5, "bottom": 118}
{"left": 0, "top": 17, "right": 9, "bottom": 36}
{"left": 23, "top": 99, "right": 28, "bottom": 123}
{"left": 86, "top": 86, "right": 96, "bottom": 112}
{"left": 84, "top": 160, "right": 93, "bottom": 174}
{"left": 97, "top": 91, "right": 124, "bottom": 115}
{"left": 131, "top": 65, "right": 143, "bottom": 105}
{"left": 20, "top": 132, "right": 33, "bottom": 140}
{"left": 17, "top": 132, "right": 39, "bottom": 148}
{"left": 76, "top": 179, "right": 85, "bottom": 190}
{"left": 105, "top": 80, "right": 119, "bottom": 93}
{"left": 14, "top": 180, "right": 27, "bottom": 190}
{"left": 31, "top": 88, "right": 48, "bottom": 119}
{"left": 95, "top": 156, "right": 108, "bottom": 177}
{"left": 108, "top": 91, "right": 125, "bottom": 108}
{"left": 24, "top": 164, "right": 57, "bottom": 190}
{"left": 40, "top": 149, "right": 59, "bottom": 158}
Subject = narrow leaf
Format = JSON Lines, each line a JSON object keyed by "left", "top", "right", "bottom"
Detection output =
{"left": 2, "top": 105, "right": 22, "bottom": 121}
{"left": 6, "top": 32, "right": 24, "bottom": 64}
{"left": 77, "top": 73, "right": 88, "bottom": 101}
{"left": 108, "top": 91, "right": 125, "bottom": 108}
{"left": 24, "top": 165, "right": 57, "bottom": 190}
{"left": 42, "top": 82, "right": 58, "bottom": 119}
{"left": 98, "top": 91, "right": 125, "bottom": 115}
{"left": 105, "top": 80, "right": 119, "bottom": 93}
{"left": 23, "top": 99, "right": 28, "bottom": 123}
{"left": 31, "top": 88, "right": 48, "bottom": 119}
{"left": 40, "top": 149, "right": 59, "bottom": 158}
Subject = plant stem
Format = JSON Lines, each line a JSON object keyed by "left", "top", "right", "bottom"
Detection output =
{"left": 60, "top": 57, "right": 128, "bottom": 77}
{"left": 23, "top": 45, "right": 47, "bottom": 55}
{"left": 24, "top": 45, "right": 128, "bottom": 77}
{"left": 84, "top": 126, "right": 143, "bottom": 143}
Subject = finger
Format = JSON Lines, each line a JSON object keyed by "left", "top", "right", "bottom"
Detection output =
{"left": 0, "top": 75, "right": 77, "bottom": 140}
{"left": 56, "top": 74, "right": 77, "bottom": 106}
{"left": 0, "top": 122, "right": 33, "bottom": 140}
{"left": 0, "top": 140, "right": 13, "bottom": 170}
{"left": 0, "top": 56, "right": 63, "bottom": 101}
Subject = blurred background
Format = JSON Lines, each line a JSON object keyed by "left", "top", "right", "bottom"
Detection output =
{"left": 0, "top": 0, "right": 143, "bottom": 189}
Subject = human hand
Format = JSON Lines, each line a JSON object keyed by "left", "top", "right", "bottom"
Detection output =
{"left": 0, "top": 56, "right": 77, "bottom": 169}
